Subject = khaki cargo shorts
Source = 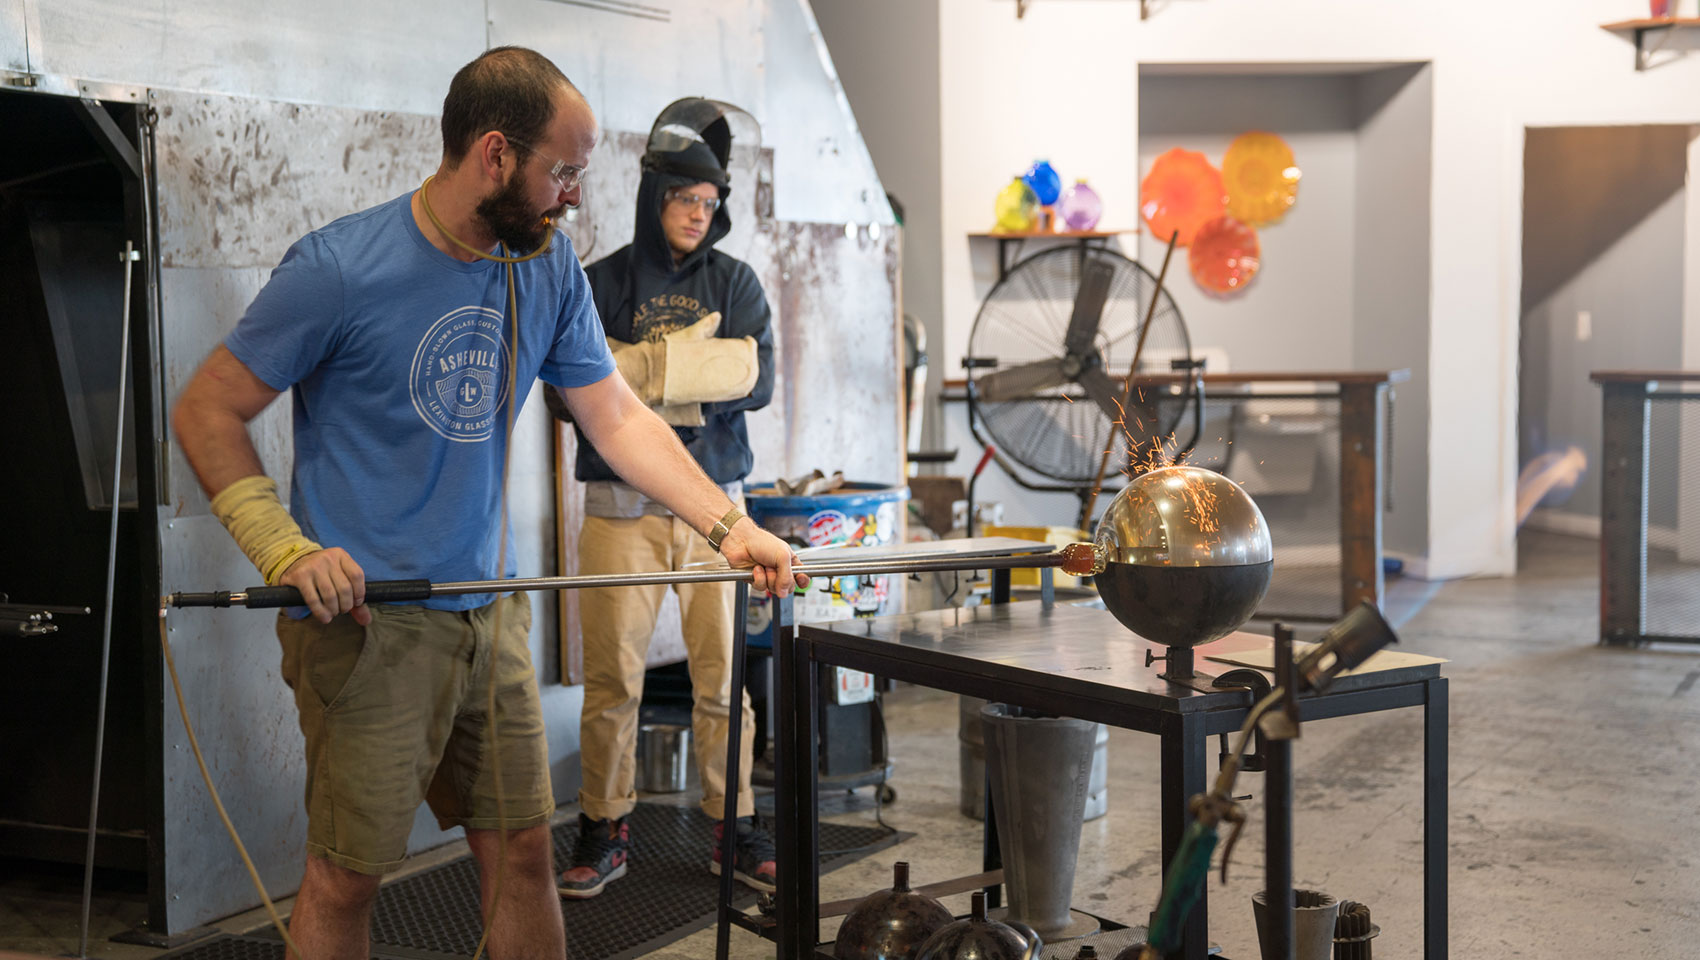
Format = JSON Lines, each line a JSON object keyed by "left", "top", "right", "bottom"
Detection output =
{"left": 276, "top": 592, "right": 553, "bottom": 875}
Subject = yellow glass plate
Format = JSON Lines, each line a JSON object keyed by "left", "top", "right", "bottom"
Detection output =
{"left": 1222, "top": 131, "right": 1300, "bottom": 226}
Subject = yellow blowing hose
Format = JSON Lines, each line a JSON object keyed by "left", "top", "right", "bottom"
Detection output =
{"left": 158, "top": 178, "right": 556, "bottom": 960}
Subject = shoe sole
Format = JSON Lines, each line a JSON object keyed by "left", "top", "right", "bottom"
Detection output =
{"left": 709, "top": 860, "right": 777, "bottom": 894}
{"left": 558, "top": 861, "right": 627, "bottom": 900}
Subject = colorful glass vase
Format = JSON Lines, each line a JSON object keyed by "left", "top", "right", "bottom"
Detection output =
{"left": 1058, "top": 179, "right": 1103, "bottom": 231}
{"left": 995, "top": 176, "right": 1040, "bottom": 233}
{"left": 1222, "top": 131, "right": 1300, "bottom": 226}
{"left": 1188, "top": 215, "right": 1260, "bottom": 295}
{"left": 1023, "top": 160, "right": 1063, "bottom": 207}
{"left": 1140, "top": 148, "right": 1226, "bottom": 247}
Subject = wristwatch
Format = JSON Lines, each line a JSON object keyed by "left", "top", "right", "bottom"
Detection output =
{"left": 706, "top": 506, "right": 745, "bottom": 553}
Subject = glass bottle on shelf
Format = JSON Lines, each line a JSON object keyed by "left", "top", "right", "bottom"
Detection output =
{"left": 1058, "top": 179, "right": 1103, "bottom": 232}
{"left": 994, "top": 176, "right": 1039, "bottom": 233}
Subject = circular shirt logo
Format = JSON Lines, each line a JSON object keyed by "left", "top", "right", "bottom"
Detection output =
{"left": 410, "top": 306, "right": 511, "bottom": 442}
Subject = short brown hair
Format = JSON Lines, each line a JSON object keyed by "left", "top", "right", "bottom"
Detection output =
{"left": 441, "top": 47, "right": 576, "bottom": 166}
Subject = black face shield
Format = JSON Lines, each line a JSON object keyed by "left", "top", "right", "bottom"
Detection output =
{"left": 640, "top": 98, "right": 761, "bottom": 191}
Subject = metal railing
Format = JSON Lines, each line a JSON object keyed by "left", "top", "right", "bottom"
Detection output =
{"left": 1594, "top": 371, "right": 1700, "bottom": 646}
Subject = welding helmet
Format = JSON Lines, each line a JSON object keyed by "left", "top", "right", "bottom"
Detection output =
{"left": 641, "top": 98, "right": 761, "bottom": 191}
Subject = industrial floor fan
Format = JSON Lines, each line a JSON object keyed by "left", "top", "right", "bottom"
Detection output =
{"left": 963, "top": 244, "right": 1198, "bottom": 528}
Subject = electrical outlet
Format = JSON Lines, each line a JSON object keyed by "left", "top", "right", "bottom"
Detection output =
{"left": 1577, "top": 310, "right": 1592, "bottom": 342}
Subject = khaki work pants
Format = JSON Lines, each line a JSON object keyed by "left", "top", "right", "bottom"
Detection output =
{"left": 577, "top": 513, "right": 756, "bottom": 822}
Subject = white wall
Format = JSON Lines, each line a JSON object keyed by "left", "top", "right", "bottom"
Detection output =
{"left": 1135, "top": 72, "right": 1360, "bottom": 372}
{"left": 761, "top": 0, "right": 895, "bottom": 226}
{"left": 929, "top": 0, "right": 1700, "bottom": 578}
{"left": 1353, "top": 64, "right": 1433, "bottom": 563}
{"left": 1684, "top": 132, "right": 1700, "bottom": 564}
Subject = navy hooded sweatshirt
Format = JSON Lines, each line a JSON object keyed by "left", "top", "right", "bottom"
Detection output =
{"left": 572, "top": 166, "right": 775, "bottom": 488}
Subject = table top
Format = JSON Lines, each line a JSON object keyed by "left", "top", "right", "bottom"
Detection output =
{"left": 798, "top": 602, "right": 1442, "bottom": 717}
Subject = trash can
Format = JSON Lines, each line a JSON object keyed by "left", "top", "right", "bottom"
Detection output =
{"left": 638, "top": 723, "right": 691, "bottom": 793}
{"left": 743, "top": 482, "right": 911, "bottom": 649}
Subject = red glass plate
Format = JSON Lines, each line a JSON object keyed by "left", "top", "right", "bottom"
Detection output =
{"left": 1189, "top": 215, "right": 1260, "bottom": 295}
{"left": 1140, "top": 148, "right": 1226, "bottom": 247}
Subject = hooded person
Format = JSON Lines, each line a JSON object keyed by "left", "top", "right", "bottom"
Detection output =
{"left": 553, "top": 99, "right": 778, "bottom": 900}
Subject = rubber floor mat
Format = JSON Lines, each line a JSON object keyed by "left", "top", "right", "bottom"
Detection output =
{"left": 166, "top": 803, "right": 901, "bottom": 960}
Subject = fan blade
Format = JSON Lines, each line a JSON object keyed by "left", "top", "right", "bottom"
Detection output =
{"left": 1063, "top": 257, "right": 1115, "bottom": 359}
{"left": 974, "top": 358, "right": 1070, "bottom": 403}
{"left": 1077, "top": 366, "right": 1125, "bottom": 425}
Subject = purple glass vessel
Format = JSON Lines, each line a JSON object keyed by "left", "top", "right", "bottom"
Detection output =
{"left": 1058, "top": 180, "right": 1103, "bottom": 232}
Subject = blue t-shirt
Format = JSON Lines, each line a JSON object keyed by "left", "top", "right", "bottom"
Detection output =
{"left": 225, "top": 192, "right": 615, "bottom": 610}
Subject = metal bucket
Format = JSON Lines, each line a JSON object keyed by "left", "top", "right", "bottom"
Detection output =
{"left": 981, "top": 702, "right": 1095, "bottom": 940}
{"left": 960, "top": 696, "right": 1107, "bottom": 822}
{"left": 638, "top": 723, "right": 691, "bottom": 793}
{"left": 1252, "top": 889, "right": 1340, "bottom": 960}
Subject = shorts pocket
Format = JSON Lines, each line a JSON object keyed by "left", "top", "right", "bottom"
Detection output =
{"left": 307, "top": 618, "right": 382, "bottom": 712}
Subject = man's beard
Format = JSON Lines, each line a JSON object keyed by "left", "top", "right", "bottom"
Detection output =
{"left": 476, "top": 170, "right": 564, "bottom": 254}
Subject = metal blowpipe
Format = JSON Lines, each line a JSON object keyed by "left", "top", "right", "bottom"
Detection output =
{"left": 165, "top": 543, "right": 1108, "bottom": 609}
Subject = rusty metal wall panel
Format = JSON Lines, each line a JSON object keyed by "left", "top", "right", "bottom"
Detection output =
{"left": 29, "top": 0, "right": 479, "bottom": 115}
{"left": 564, "top": 130, "right": 775, "bottom": 276}
{"left": 152, "top": 94, "right": 487, "bottom": 931}
{"left": 486, "top": 0, "right": 890, "bottom": 226}
{"left": 762, "top": 0, "right": 894, "bottom": 226}
{"left": 486, "top": 0, "right": 766, "bottom": 146}
{"left": 566, "top": 130, "right": 901, "bottom": 485}
{"left": 152, "top": 92, "right": 441, "bottom": 271}
{"left": 152, "top": 81, "right": 898, "bottom": 926}
{"left": 157, "top": 517, "right": 310, "bottom": 923}
{"left": 1, "top": 0, "right": 29, "bottom": 73}
{"left": 751, "top": 222, "right": 903, "bottom": 484}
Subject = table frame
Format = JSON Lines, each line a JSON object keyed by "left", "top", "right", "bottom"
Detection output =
{"left": 716, "top": 575, "right": 1447, "bottom": 960}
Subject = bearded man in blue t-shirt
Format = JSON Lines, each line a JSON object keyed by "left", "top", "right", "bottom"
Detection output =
{"left": 171, "top": 46, "right": 804, "bottom": 960}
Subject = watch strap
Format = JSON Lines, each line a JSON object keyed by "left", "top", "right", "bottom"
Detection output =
{"left": 706, "top": 506, "right": 744, "bottom": 553}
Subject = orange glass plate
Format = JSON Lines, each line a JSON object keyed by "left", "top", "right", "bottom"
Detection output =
{"left": 1223, "top": 131, "right": 1300, "bottom": 226}
{"left": 1140, "top": 148, "right": 1226, "bottom": 247}
{"left": 1189, "top": 215, "right": 1260, "bottom": 296}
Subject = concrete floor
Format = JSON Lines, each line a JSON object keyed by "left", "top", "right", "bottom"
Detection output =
{"left": 5, "top": 530, "right": 1699, "bottom": 959}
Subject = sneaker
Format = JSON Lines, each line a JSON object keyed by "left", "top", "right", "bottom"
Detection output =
{"left": 709, "top": 813, "right": 778, "bottom": 893}
{"left": 558, "top": 813, "right": 630, "bottom": 899}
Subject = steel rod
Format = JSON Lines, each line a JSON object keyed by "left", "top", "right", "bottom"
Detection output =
{"left": 82, "top": 242, "right": 136, "bottom": 958}
{"left": 170, "top": 549, "right": 1076, "bottom": 608}
{"left": 0, "top": 602, "right": 92, "bottom": 616}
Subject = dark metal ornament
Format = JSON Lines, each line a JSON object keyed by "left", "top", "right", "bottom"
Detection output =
{"left": 914, "top": 891, "right": 1042, "bottom": 960}
{"left": 834, "top": 862, "right": 956, "bottom": 960}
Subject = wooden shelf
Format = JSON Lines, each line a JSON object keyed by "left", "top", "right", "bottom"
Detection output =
{"left": 969, "top": 228, "right": 1138, "bottom": 281}
{"left": 968, "top": 228, "right": 1135, "bottom": 239}
{"left": 1600, "top": 17, "right": 1700, "bottom": 70}
{"left": 1590, "top": 369, "right": 1700, "bottom": 384}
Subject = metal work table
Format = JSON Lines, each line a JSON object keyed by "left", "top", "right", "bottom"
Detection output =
{"left": 755, "top": 599, "right": 1447, "bottom": 960}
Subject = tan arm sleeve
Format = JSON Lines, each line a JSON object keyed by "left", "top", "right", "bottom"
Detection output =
{"left": 209, "top": 475, "right": 322, "bottom": 584}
